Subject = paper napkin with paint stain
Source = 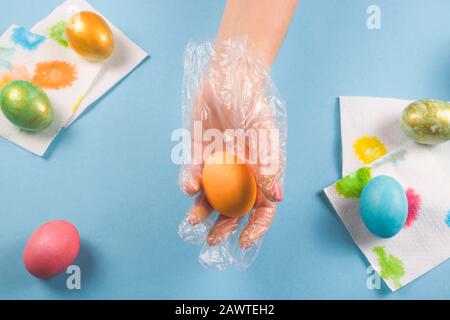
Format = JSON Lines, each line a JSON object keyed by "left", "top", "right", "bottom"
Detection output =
{"left": 339, "top": 96, "right": 450, "bottom": 176}
{"left": 0, "top": 25, "right": 102, "bottom": 156}
{"left": 324, "top": 142, "right": 450, "bottom": 291}
{"left": 31, "top": 0, "right": 149, "bottom": 128}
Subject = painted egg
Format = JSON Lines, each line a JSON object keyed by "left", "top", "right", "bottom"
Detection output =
{"left": 0, "top": 80, "right": 54, "bottom": 132}
{"left": 202, "top": 151, "right": 257, "bottom": 218}
{"left": 66, "top": 11, "right": 114, "bottom": 61}
{"left": 360, "top": 176, "right": 408, "bottom": 238}
{"left": 24, "top": 221, "right": 80, "bottom": 279}
{"left": 401, "top": 99, "right": 450, "bottom": 145}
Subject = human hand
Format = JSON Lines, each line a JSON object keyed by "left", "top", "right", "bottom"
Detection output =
{"left": 177, "top": 38, "right": 287, "bottom": 269}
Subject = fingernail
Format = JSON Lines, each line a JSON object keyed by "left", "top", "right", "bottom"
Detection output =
{"left": 184, "top": 180, "right": 199, "bottom": 196}
{"left": 272, "top": 186, "right": 283, "bottom": 202}
{"left": 187, "top": 215, "right": 200, "bottom": 225}
{"left": 239, "top": 241, "right": 252, "bottom": 250}
{"left": 207, "top": 234, "right": 220, "bottom": 246}
{"left": 239, "top": 236, "right": 253, "bottom": 250}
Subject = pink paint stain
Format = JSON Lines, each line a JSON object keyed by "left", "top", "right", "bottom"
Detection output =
{"left": 405, "top": 188, "right": 422, "bottom": 228}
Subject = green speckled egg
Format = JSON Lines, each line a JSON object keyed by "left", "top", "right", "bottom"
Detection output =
{"left": 0, "top": 80, "right": 54, "bottom": 132}
{"left": 401, "top": 99, "right": 450, "bottom": 145}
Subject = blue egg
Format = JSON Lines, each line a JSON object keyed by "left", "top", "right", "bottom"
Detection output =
{"left": 360, "top": 176, "right": 408, "bottom": 238}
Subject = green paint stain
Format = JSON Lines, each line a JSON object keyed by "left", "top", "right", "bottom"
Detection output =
{"left": 336, "top": 167, "right": 372, "bottom": 198}
{"left": 49, "top": 21, "right": 68, "bottom": 47}
{"left": 373, "top": 246, "right": 405, "bottom": 289}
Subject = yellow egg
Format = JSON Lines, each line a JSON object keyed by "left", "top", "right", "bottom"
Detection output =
{"left": 202, "top": 152, "right": 257, "bottom": 218}
{"left": 66, "top": 11, "right": 114, "bottom": 61}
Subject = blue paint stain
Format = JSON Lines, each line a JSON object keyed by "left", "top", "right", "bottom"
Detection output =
{"left": 445, "top": 211, "right": 450, "bottom": 227}
{"left": 11, "top": 27, "right": 45, "bottom": 50}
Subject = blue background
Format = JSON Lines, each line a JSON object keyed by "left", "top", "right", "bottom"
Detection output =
{"left": 0, "top": 0, "right": 448, "bottom": 299}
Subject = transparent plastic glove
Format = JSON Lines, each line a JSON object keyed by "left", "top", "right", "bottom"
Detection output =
{"left": 177, "top": 38, "right": 287, "bottom": 270}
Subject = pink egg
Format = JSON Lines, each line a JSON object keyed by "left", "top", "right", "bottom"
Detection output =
{"left": 24, "top": 220, "right": 80, "bottom": 279}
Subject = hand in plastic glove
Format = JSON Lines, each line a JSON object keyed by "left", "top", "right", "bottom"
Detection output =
{"left": 178, "top": 0, "right": 296, "bottom": 269}
{"left": 180, "top": 39, "right": 286, "bottom": 250}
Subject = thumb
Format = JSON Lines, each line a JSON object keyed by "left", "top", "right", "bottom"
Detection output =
{"left": 259, "top": 179, "right": 283, "bottom": 203}
{"left": 250, "top": 132, "right": 285, "bottom": 203}
{"left": 251, "top": 99, "right": 286, "bottom": 203}
{"left": 180, "top": 163, "right": 203, "bottom": 197}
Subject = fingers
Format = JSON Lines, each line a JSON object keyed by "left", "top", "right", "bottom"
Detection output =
{"left": 207, "top": 215, "right": 242, "bottom": 246}
{"left": 187, "top": 194, "right": 213, "bottom": 225}
{"left": 239, "top": 194, "right": 277, "bottom": 249}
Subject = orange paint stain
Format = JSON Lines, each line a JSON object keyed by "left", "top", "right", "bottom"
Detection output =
{"left": 0, "top": 76, "right": 12, "bottom": 90}
{"left": 0, "top": 65, "right": 32, "bottom": 90}
{"left": 354, "top": 136, "right": 388, "bottom": 165}
{"left": 32, "top": 60, "right": 77, "bottom": 90}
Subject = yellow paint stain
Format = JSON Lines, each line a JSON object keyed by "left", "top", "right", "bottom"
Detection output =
{"left": 72, "top": 95, "right": 84, "bottom": 113}
{"left": 354, "top": 136, "right": 388, "bottom": 165}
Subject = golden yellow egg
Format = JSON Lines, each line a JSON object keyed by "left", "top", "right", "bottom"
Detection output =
{"left": 202, "top": 152, "right": 257, "bottom": 218}
{"left": 66, "top": 11, "right": 114, "bottom": 61}
{"left": 401, "top": 99, "right": 450, "bottom": 145}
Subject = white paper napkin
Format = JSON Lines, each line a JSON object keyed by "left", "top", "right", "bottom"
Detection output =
{"left": 31, "top": 0, "right": 149, "bottom": 128}
{"left": 339, "top": 96, "right": 450, "bottom": 175}
{"left": 325, "top": 96, "right": 450, "bottom": 291}
{"left": 324, "top": 142, "right": 450, "bottom": 291}
{"left": 0, "top": 25, "right": 102, "bottom": 156}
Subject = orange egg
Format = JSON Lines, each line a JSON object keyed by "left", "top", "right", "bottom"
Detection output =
{"left": 202, "top": 152, "right": 257, "bottom": 218}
